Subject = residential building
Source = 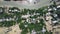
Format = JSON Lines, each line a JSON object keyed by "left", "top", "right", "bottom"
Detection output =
{"left": 0, "top": 7, "right": 4, "bottom": 13}
{"left": 21, "top": 15, "right": 30, "bottom": 19}
{"left": 31, "top": 30, "right": 36, "bottom": 34}
{"left": 0, "top": 18, "right": 15, "bottom": 22}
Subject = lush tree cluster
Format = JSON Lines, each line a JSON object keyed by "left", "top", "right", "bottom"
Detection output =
{"left": 0, "top": 6, "right": 53, "bottom": 34}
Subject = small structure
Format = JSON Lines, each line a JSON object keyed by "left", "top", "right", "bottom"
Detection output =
{"left": 57, "top": 5, "right": 60, "bottom": 8}
{"left": 21, "top": 15, "right": 30, "bottom": 19}
{"left": 0, "top": 18, "right": 15, "bottom": 22}
{"left": 42, "top": 27, "right": 46, "bottom": 34}
{"left": 0, "top": 7, "right": 4, "bottom": 13}
{"left": 24, "top": 25, "right": 28, "bottom": 28}
{"left": 52, "top": 20, "right": 58, "bottom": 24}
{"left": 48, "top": 8, "right": 52, "bottom": 11}
{"left": 31, "top": 30, "right": 36, "bottom": 34}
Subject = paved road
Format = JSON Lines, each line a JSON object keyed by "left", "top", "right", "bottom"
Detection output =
{"left": 0, "top": 0, "right": 52, "bottom": 9}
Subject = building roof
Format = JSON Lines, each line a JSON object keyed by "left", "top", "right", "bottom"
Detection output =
{"left": 31, "top": 30, "right": 36, "bottom": 34}
{"left": 53, "top": 14, "right": 58, "bottom": 17}
{"left": 42, "top": 27, "right": 46, "bottom": 33}
{"left": 57, "top": 5, "right": 60, "bottom": 8}
{"left": 48, "top": 8, "right": 52, "bottom": 11}
{"left": 52, "top": 20, "right": 58, "bottom": 24}
{"left": 0, "top": 18, "right": 15, "bottom": 22}
{"left": 21, "top": 15, "right": 30, "bottom": 18}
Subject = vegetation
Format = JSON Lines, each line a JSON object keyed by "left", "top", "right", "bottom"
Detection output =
{"left": 0, "top": 21, "right": 16, "bottom": 27}
{"left": 0, "top": 6, "right": 53, "bottom": 34}
{"left": 19, "top": 6, "right": 52, "bottom": 34}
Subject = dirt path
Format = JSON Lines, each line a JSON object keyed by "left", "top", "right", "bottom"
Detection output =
{"left": 0, "top": 24, "right": 22, "bottom": 34}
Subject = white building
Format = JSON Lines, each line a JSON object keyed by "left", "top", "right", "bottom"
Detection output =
{"left": 48, "top": 8, "right": 52, "bottom": 11}
{"left": 21, "top": 15, "right": 30, "bottom": 18}
{"left": 42, "top": 27, "right": 46, "bottom": 33}
{"left": 0, "top": 7, "right": 3, "bottom": 13}
{"left": 31, "top": 30, "right": 36, "bottom": 34}
{"left": 0, "top": 18, "right": 15, "bottom": 22}
{"left": 57, "top": 5, "right": 60, "bottom": 8}
{"left": 52, "top": 20, "right": 58, "bottom": 24}
{"left": 53, "top": 14, "right": 58, "bottom": 17}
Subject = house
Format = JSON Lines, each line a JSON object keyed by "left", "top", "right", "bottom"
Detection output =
{"left": 21, "top": 15, "right": 30, "bottom": 19}
{"left": 48, "top": 8, "right": 52, "bottom": 11}
{"left": 29, "top": 18, "right": 36, "bottom": 24}
{"left": 52, "top": 20, "right": 58, "bottom": 24}
{"left": 0, "top": 18, "right": 15, "bottom": 22}
{"left": 8, "top": 7, "right": 20, "bottom": 13}
{"left": 24, "top": 24, "right": 28, "bottom": 28}
{"left": 0, "top": 7, "right": 4, "bottom": 13}
{"left": 57, "top": 5, "right": 60, "bottom": 10}
{"left": 53, "top": 7, "right": 57, "bottom": 10}
{"left": 57, "top": 5, "right": 60, "bottom": 8}
{"left": 42, "top": 27, "right": 46, "bottom": 33}
{"left": 54, "top": 14, "right": 58, "bottom": 17}
{"left": 48, "top": 7, "right": 57, "bottom": 11}
{"left": 26, "top": 18, "right": 36, "bottom": 24}
{"left": 31, "top": 30, "right": 36, "bottom": 34}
